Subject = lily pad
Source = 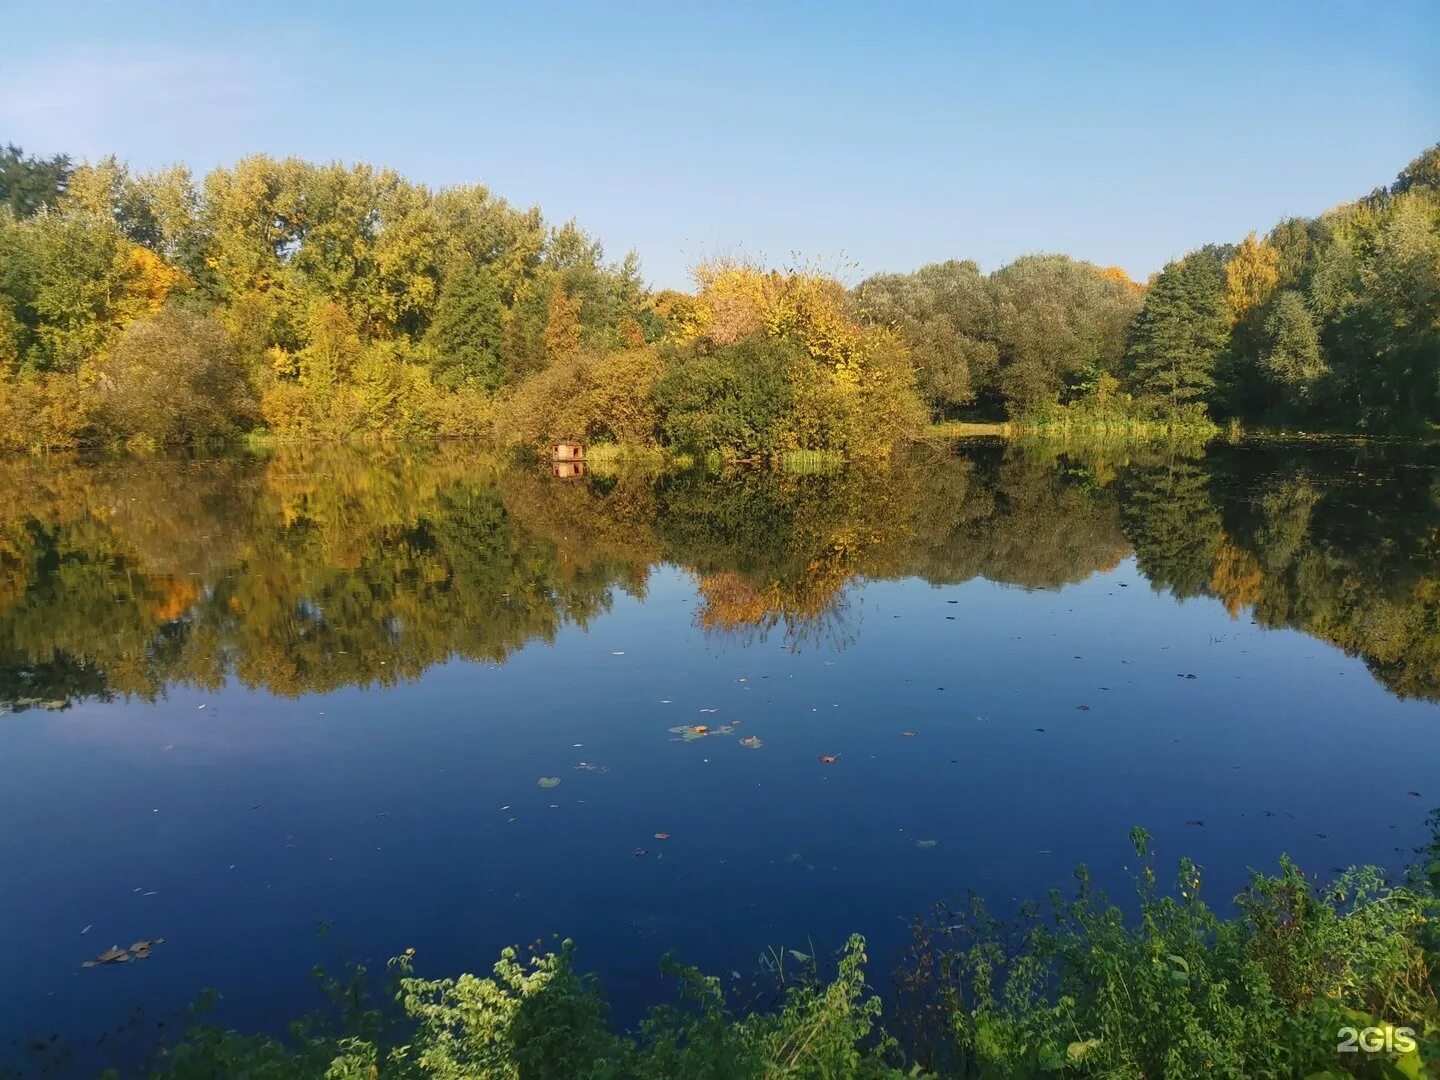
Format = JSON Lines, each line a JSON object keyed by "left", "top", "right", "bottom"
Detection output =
{"left": 537, "top": 776, "right": 561, "bottom": 789}
{"left": 739, "top": 736, "right": 763, "bottom": 749}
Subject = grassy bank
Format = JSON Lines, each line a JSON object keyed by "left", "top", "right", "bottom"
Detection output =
{"left": 99, "top": 820, "right": 1439, "bottom": 1079}
{"left": 925, "top": 415, "right": 1221, "bottom": 441}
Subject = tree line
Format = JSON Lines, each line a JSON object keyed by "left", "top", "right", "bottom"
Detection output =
{"left": 1, "top": 142, "right": 1437, "bottom": 453}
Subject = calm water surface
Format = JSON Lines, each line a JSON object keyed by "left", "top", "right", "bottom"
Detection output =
{"left": 2, "top": 440, "right": 1438, "bottom": 1072}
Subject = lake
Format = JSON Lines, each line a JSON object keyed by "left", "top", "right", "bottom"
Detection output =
{"left": 2, "top": 438, "right": 1438, "bottom": 1073}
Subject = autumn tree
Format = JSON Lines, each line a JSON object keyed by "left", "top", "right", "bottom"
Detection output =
{"left": 94, "top": 308, "right": 255, "bottom": 443}
{"left": 541, "top": 284, "right": 583, "bottom": 362}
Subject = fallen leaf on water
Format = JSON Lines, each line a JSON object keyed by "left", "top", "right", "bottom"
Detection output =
{"left": 1074, "top": 705, "right": 1090, "bottom": 711}
{"left": 630, "top": 847, "right": 647, "bottom": 858}
{"left": 915, "top": 839, "right": 938, "bottom": 849}
{"left": 1187, "top": 820, "right": 1205, "bottom": 827}
{"left": 901, "top": 731, "right": 917, "bottom": 737}
{"left": 739, "top": 736, "right": 763, "bottom": 749}
{"left": 653, "top": 832, "right": 671, "bottom": 841}
{"left": 537, "top": 777, "right": 561, "bottom": 790}
{"left": 82, "top": 938, "right": 165, "bottom": 969}
{"left": 693, "top": 724, "right": 709, "bottom": 734}
{"left": 818, "top": 754, "right": 839, "bottom": 764}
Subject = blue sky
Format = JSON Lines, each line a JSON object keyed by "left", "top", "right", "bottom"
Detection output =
{"left": 5, "top": 1, "right": 1437, "bottom": 289}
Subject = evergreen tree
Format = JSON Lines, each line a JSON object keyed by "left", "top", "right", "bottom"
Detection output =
{"left": 1123, "top": 249, "right": 1230, "bottom": 415}
{"left": 1260, "top": 290, "right": 1327, "bottom": 399}
{"left": 424, "top": 261, "right": 506, "bottom": 390}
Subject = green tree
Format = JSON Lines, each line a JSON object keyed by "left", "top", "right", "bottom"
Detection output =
{"left": 1124, "top": 249, "right": 1231, "bottom": 415}
{"left": 988, "top": 255, "right": 1141, "bottom": 415}
{"left": 0, "top": 144, "right": 71, "bottom": 217}
{"left": 424, "top": 261, "right": 506, "bottom": 390}
{"left": 655, "top": 336, "right": 799, "bottom": 459}
{"left": 857, "top": 259, "right": 999, "bottom": 417}
{"left": 1391, "top": 141, "right": 1440, "bottom": 195}
{"left": 1260, "top": 290, "right": 1327, "bottom": 400}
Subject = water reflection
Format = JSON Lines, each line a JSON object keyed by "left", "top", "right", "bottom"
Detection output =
{"left": 1, "top": 439, "right": 1437, "bottom": 709}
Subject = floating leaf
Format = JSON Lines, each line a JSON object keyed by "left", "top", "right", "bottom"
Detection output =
{"left": 915, "top": 839, "right": 938, "bottom": 850}
{"left": 537, "top": 777, "right": 561, "bottom": 789}
{"left": 739, "top": 736, "right": 763, "bottom": 749}
{"left": 818, "top": 754, "right": 839, "bottom": 764}
{"left": 83, "top": 938, "right": 164, "bottom": 969}
{"left": 653, "top": 832, "right": 671, "bottom": 841}
{"left": 668, "top": 724, "right": 734, "bottom": 742}
{"left": 901, "top": 730, "right": 917, "bottom": 737}
{"left": 788, "top": 949, "right": 811, "bottom": 963}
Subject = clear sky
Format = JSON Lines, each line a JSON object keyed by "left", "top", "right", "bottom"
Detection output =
{"left": 5, "top": 1, "right": 1437, "bottom": 289}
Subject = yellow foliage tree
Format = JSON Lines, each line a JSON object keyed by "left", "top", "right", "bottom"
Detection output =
{"left": 1098, "top": 265, "right": 1146, "bottom": 296}
{"left": 1224, "top": 232, "right": 1281, "bottom": 323}
{"left": 300, "top": 301, "right": 363, "bottom": 390}
{"left": 678, "top": 261, "right": 924, "bottom": 457}
{"left": 541, "top": 285, "right": 583, "bottom": 362}
{"left": 112, "top": 245, "right": 183, "bottom": 327}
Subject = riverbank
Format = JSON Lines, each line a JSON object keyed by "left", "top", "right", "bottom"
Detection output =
{"left": 87, "top": 820, "right": 1439, "bottom": 1079}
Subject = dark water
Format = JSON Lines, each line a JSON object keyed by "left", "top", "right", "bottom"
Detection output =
{"left": 2, "top": 439, "right": 1438, "bottom": 1072}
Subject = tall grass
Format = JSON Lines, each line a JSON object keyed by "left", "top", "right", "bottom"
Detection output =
{"left": 778, "top": 449, "right": 847, "bottom": 474}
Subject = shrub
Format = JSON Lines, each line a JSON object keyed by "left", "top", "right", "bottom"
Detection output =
{"left": 491, "top": 346, "right": 663, "bottom": 451}
{"left": 656, "top": 336, "right": 798, "bottom": 459}
{"left": 141, "top": 935, "right": 910, "bottom": 1079}
{"left": 427, "top": 384, "right": 495, "bottom": 440}
{"left": 93, "top": 308, "right": 255, "bottom": 444}
{"left": 0, "top": 371, "right": 94, "bottom": 450}
{"left": 896, "top": 828, "right": 1439, "bottom": 1078}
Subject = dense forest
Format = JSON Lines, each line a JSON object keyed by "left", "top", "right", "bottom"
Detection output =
{"left": 3, "top": 440, "right": 1437, "bottom": 712}
{"left": 0, "top": 142, "right": 1437, "bottom": 454}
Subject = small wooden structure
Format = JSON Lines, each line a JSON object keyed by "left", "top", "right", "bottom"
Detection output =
{"left": 552, "top": 440, "right": 585, "bottom": 462}
{"left": 552, "top": 460, "right": 586, "bottom": 479}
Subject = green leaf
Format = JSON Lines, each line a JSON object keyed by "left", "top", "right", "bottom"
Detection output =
{"left": 1382, "top": 1047, "right": 1429, "bottom": 1080}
